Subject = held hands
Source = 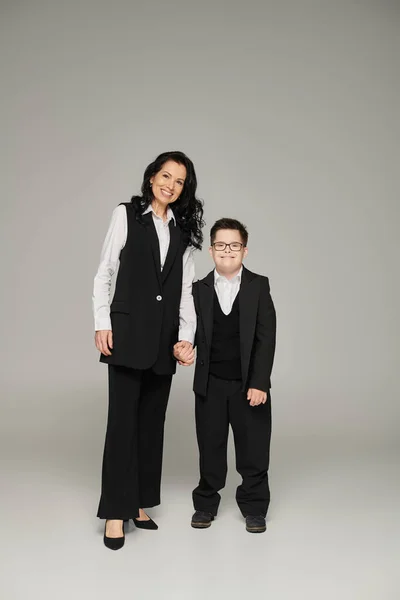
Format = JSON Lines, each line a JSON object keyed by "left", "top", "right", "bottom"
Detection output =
{"left": 95, "top": 331, "right": 194, "bottom": 364}
{"left": 247, "top": 388, "right": 267, "bottom": 407}
{"left": 95, "top": 330, "right": 113, "bottom": 356}
{"left": 173, "top": 341, "right": 195, "bottom": 366}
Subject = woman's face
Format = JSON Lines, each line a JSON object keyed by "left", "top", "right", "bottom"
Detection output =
{"left": 150, "top": 160, "right": 187, "bottom": 207}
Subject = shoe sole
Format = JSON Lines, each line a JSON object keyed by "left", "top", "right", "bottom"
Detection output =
{"left": 246, "top": 526, "right": 266, "bottom": 533}
{"left": 191, "top": 521, "right": 212, "bottom": 529}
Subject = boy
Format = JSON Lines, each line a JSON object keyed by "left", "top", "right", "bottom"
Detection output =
{"left": 174, "top": 218, "right": 276, "bottom": 533}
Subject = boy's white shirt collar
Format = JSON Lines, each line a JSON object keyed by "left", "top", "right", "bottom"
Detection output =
{"left": 214, "top": 265, "right": 243, "bottom": 284}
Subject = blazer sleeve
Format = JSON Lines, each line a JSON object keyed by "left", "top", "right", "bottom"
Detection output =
{"left": 248, "top": 277, "right": 277, "bottom": 391}
{"left": 192, "top": 282, "right": 200, "bottom": 349}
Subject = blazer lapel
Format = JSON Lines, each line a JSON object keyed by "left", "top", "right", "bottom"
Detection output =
{"left": 199, "top": 270, "right": 214, "bottom": 351}
{"left": 143, "top": 212, "right": 162, "bottom": 286}
{"left": 239, "top": 267, "right": 259, "bottom": 384}
{"left": 161, "top": 220, "right": 180, "bottom": 282}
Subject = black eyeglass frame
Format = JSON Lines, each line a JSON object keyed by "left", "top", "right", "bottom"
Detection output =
{"left": 211, "top": 242, "right": 244, "bottom": 251}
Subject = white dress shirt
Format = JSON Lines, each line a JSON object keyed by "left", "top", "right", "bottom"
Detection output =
{"left": 214, "top": 267, "right": 243, "bottom": 315}
{"left": 93, "top": 204, "right": 196, "bottom": 344}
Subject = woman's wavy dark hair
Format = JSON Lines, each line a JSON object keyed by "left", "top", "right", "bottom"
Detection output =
{"left": 130, "top": 151, "right": 204, "bottom": 250}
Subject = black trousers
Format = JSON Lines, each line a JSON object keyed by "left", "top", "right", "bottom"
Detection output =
{"left": 97, "top": 365, "right": 172, "bottom": 520}
{"left": 192, "top": 375, "right": 272, "bottom": 517}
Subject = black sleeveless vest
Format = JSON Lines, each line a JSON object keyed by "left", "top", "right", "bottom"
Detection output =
{"left": 100, "top": 203, "right": 187, "bottom": 374}
{"left": 209, "top": 291, "right": 242, "bottom": 380}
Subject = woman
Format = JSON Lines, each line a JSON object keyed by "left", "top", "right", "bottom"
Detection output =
{"left": 93, "top": 151, "right": 203, "bottom": 550}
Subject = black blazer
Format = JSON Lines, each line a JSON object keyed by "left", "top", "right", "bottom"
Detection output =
{"left": 193, "top": 266, "right": 276, "bottom": 396}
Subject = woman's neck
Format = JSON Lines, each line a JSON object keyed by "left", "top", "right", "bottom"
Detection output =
{"left": 151, "top": 200, "right": 169, "bottom": 221}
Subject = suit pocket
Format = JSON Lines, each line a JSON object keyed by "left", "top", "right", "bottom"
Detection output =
{"left": 110, "top": 301, "right": 130, "bottom": 314}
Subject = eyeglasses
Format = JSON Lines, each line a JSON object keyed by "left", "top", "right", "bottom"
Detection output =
{"left": 212, "top": 242, "right": 244, "bottom": 251}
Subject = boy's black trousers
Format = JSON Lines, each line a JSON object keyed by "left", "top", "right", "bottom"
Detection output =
{"left": 192, "top": 374, "right": 272, "bottom": 517}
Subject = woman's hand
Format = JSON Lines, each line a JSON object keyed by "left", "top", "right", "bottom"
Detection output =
{"left": 95, "top": 330, "right": 113, "bottom": 356}
{"left": 173, "top": 341, "right": 195, "bottom": 366}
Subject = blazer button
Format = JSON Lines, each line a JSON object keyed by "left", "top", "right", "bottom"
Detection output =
{"left": 200, "top": 360, "right": 204, "bottom": 366}
{"left": 156, "top": 295, "right": 162, "bottom": 301}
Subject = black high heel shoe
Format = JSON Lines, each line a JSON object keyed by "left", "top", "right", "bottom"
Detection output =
{"left": 133, "top": 515, "right": 158, "bottom": 530}
{"left": 104, "top": 520, "right": 125, "bottom": 550}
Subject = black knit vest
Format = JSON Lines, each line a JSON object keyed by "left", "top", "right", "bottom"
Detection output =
{"left": 209, "top": 291, "right": 241, "bottom": 381}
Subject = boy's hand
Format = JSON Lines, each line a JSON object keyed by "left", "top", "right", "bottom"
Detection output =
{"left": 173, "top": 341, "right": 195, "bottom": 366}
{"left": 247, "top": 388, "right": 267, "bottom": 406}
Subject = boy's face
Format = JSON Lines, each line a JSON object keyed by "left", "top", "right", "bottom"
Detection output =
{"left": 209, "top": 228, "right": 248, "bottom": 277}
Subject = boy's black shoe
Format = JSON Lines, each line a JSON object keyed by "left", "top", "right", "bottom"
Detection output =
{"left": 245, "top": 515, "right": 266, "bottom": 533}
{"left": 191, "top": 511, "right": 214, "bottom": 528}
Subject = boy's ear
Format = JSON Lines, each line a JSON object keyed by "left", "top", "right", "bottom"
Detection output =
{"left": 208, "top": 246, "right": 214, "bottom": 258}
{"left": 243, "top": 246, "right": 248, "bottom": 259}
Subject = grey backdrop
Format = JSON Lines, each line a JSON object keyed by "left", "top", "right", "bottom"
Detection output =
{"left": 1, "top": 1, "right": 399, "bottom": 599}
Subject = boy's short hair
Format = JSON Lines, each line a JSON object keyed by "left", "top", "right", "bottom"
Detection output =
{"left": 210, "top": 218, "right": 249, "bottom": 246}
